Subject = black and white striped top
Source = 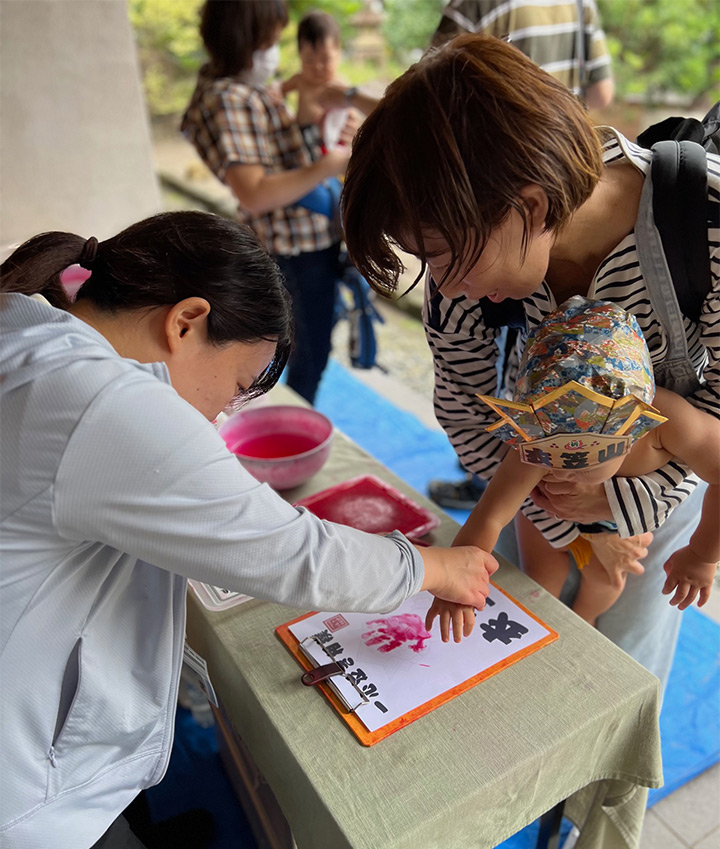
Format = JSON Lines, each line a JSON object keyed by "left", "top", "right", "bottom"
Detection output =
{"left": 423, "top": 130, "right": 720, "bottom": 547}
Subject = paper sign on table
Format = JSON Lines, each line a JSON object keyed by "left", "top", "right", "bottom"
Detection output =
{"left": 276, "top": 583, "right": 558, "bottom": 745}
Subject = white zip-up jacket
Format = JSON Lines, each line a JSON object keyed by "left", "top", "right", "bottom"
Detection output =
{"left": 0, "top": 294, "right": 424, "bottom": 848}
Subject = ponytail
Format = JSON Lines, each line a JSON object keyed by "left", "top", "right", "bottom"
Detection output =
{"left": 0, "top": 231, "right": 89, "bottom": 310}
{"left": 1, "top": 211, "right": 293, "bottom": 400}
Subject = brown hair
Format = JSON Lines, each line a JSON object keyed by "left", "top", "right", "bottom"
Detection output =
{"left": 342, "top": 34, "right": 604, "bottom": 297}
{"left": 200, "top": 0, "right": 289, "bottom": 78}
{"left": 297, "top": 11, "right": 341, "bottom": 49}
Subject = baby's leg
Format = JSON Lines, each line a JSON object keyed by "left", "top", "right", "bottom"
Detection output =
{"left": 572, "top": 555, "right": 626, "bottom": 627}
{"left": 515, "top": 512, "right": 570, "bottom": 598}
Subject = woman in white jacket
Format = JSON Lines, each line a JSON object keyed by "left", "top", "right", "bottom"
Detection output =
{"left": 0, "top": 210, "right": 496, "bottom": 848}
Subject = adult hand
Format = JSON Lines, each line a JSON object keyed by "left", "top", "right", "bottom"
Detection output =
{"left": 531, "top": 480, "right": 614, "bottom": 524}
{"left": 425, "top": 598, "right": 476, "bottom": 643}
{"left": 589, "top": 532, "right": 652, "bottom": 588}
{"left": 337, "top": 109, "right": 362, "bottom": 146}
{"left": 317, "top": 81, "right": 380, "bottom": 116}
{"left": 418, "top": 544, "right": 498, "bottom": 611}
{"left": 317, "top": 80, "right": 352, "bottom": 111}
{"left": 321, "top": 145, "right": 351, "bottom": 176}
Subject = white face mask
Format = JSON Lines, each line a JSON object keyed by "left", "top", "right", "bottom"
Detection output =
{"left": 248, "top": 44, "right": 280, "bottom": 86}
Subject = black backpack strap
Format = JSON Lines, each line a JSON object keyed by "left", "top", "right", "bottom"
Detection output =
{"left": 650, "top": 139, "right": 709, "bottom": 323}
{"left": 480, "top": 296, "right": 526, "bottom": 329}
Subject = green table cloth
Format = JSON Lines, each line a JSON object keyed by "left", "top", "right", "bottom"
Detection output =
{"left": 186, "top": 388, "right": 663, "bottom": 849}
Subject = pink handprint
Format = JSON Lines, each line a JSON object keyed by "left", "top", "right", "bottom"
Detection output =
{"left": 361, "top": 613, "right": 431, "bottom": 653}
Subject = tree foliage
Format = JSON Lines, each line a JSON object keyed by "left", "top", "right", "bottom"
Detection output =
{"left": 129, "top": 0, "right": 366, "bottom": 116}
{"left": 382, "top": 0, "right": 445, "bottom": 62}
{"left": 129, "top": 0, "right": 720, "bottom": 118}
{"left": 598, "top": 0, "right": 720, "bottom": 106}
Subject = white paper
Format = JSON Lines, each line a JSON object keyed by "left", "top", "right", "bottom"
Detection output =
{"left": 323, "top": 108, "right": 350, "bottom": 150}
{"left": 288, "top": 587, "right": 554, "bottom": 733}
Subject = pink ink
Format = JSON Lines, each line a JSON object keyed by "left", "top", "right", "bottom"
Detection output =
{"left": 419, "top": 663, "right": 430, "bottom": 667}
{"left": 361, "top": 614, "right": 431, "bottom": 653}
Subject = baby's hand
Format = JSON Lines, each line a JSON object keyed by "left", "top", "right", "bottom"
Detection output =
{"left": 425, "top": 598, "right": 476, "bottom": 643}
{"left": 662, "top": 546, "right": 717, "bottom": 610}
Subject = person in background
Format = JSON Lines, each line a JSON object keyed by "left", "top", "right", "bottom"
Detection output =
{"left": 0, "top": 210, "right": 498, "bottom": 849}
{"left": 340, "top": 34, "right": 719, "bottom": 693}
{"left": 426, "top": 0, "right": 614, "bottom": 510}
{"left": 431, "top": 0, "right": 614, "bottom": 107}
{"left": 281, "top": 11, "right": 350, "bottom": 139}
{"left": 181, "top": 0, "right": 345, "bottom": 405}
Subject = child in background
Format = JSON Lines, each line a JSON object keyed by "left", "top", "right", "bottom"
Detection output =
{"left": 279, "top": 10, "right": 384, "bottom": 372}
{"left": 281, "top": 11, "right": 356, "bottom": 152}
{"left": 427, "top": 297, "right": 719, "bottom": 642}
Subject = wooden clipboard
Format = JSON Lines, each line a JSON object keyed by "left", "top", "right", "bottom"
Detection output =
{"left": 276, "top": 582, "right": 558, "bottom": 746}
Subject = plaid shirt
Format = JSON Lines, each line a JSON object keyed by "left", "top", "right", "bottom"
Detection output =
{"left": 181, "top": 65, "right": 338, "bottom": 256}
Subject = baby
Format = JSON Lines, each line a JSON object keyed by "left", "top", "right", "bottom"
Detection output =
{"left": 281, "top": 10, "right": 354, "bottom": 150}
{"left": 428, "top": 297, "right": 719, "bottom": 641}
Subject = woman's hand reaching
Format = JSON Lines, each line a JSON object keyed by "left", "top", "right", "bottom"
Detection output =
{"left": 418, "top": 544, "right": 498, "bottom": 612}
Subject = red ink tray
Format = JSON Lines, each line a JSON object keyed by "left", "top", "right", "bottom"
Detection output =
{"left": 294, "top": 474, "right": 441, "bottom": 541}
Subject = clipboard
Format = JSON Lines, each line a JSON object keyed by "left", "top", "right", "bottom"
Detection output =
{"left": 276, "top": 583, "right": 558, "bottom": 746}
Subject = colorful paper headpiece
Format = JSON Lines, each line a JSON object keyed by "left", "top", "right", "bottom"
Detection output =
{"left": 477, "top": 297, "right": 667, "bottom": 469}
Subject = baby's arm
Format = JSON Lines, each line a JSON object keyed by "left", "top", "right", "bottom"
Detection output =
{"left": 653, "top": 387, "right": 720, "bottom": 608}
{"left": 426, "top": 449, "right": 546, "bottom": 642}
{"left": 454, "top": 449, "right": 547, "bottom": 550}
{"left": 279, "top": 73, "right": 301, "bottom": 96}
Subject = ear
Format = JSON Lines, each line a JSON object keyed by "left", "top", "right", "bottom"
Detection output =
{"left": 165, "top": 298, "right": 212, "bottom": 353}
{"left": 519, "top": 184, "right": 550, "bottom": 233}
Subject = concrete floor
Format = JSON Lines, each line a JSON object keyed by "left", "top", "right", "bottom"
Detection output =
{"left": 154, "top": 127, "right": 720, "bottom": 849}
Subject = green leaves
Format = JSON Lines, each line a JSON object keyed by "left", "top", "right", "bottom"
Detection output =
{"left": 598, "top": 0, "right": 720, "bottom": 105}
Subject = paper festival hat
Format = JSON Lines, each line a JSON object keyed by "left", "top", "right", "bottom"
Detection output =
{"left": 477, "top": 297, "right": 667, "bottom": 470}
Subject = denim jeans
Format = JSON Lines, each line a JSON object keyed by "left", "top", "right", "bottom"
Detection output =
{"left": 274, "top": 242, "right": 341, "bottom": 405}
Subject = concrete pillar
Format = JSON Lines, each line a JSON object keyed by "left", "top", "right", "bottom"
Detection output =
{"left": 0, "top": 0, "right": 161, "bottom": 250}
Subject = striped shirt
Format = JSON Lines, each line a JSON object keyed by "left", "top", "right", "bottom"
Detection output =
{"left": 432, "top": 0, "right": 612, "bottom": 95}
{"left": 181, "top": 65, "right": 338, "bottom": 256}
{"left": 424, "top": 131, "right": 720, "bottom": 547}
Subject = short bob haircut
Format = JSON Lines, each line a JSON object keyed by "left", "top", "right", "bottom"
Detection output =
{"left": 200, "top": 0, "right": 289, "bottom": 78}
{"left": 342, "top": 34, "right": 605, "bottom": 298}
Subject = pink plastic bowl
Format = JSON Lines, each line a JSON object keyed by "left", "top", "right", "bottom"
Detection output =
{"left": 218, "top": 405, "right": 334, "bottom": 490}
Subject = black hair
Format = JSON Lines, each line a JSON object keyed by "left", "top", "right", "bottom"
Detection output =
{"left": 0, "top": 210, "right": 293, "bottom": 401}
{"left": 200, "top": 0, "right": 289, "bottom": 78}
{"left": 297, "top": 11, "right": 340, "bottom": 49}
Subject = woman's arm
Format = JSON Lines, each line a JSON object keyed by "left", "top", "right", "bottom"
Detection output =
{"left": 317, "top": 81, "right": 379, "bottom": 116}
{"left": 225, "top": 148, "right": 349, "bottom": 216}
{"left": 54, "top": 374, "right": 498, "bottom": 614}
